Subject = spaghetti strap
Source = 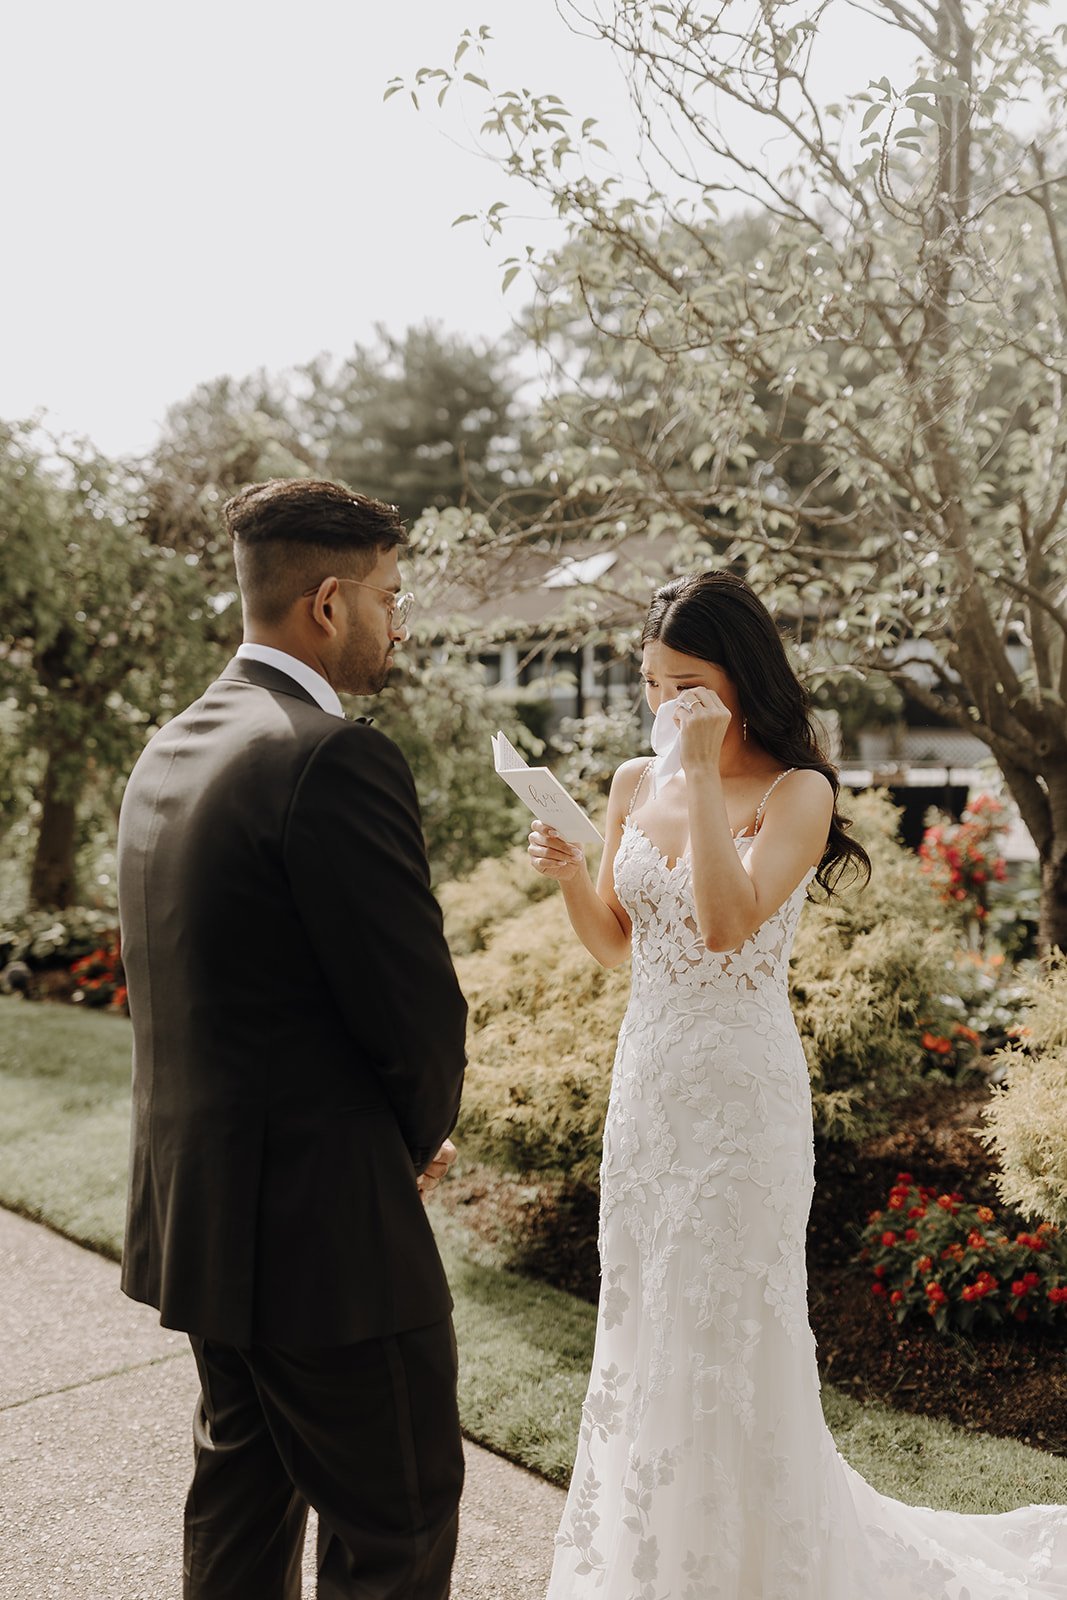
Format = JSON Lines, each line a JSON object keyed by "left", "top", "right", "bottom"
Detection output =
{"left": 753, "top": 767, "right": 797, "bottom": 832}
{"left": 627, "top": 758, "right": 657, "bottom": 819}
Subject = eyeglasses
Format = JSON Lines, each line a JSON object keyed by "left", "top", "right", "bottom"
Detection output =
{"left": 303, "top": 577, "right": 414, "bottom": 631}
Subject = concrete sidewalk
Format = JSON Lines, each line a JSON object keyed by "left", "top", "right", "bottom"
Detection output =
{"left": 0, "top": 1207, "right": 564, "bottom": 1599}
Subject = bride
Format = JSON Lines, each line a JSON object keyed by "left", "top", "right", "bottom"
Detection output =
{"left": 527, "top": 570, "right": 1067, "bottom": 1599}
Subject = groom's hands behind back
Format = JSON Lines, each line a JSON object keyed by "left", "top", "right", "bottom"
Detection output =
{"left": 417, "top": 1138, "right": 458, "bottom": 1203}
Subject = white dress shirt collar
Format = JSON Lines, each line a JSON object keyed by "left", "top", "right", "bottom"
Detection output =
{"left": 235, "top": 643, "right": 345, "bottom": 719}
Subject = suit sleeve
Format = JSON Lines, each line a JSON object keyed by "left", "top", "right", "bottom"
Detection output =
{"left": 283, "top": 722, "right": 467, "bottom": 1172}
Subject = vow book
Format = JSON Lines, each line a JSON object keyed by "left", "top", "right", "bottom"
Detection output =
{"left": 491, "top": 731, "right": 604, "bottom": 846}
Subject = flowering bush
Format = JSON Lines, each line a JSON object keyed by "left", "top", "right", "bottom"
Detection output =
{"left": 858, "top": 1174, "right": 1067, "bottom": 1334}
{"left": 918, "top": 794, "right": 1008, "bottom": 930}
{"left": 917, "top": 1021, "right": 983, "bottom": 1073}
{"left": 70, "top": 941, "right": 128, "bottom": 1011}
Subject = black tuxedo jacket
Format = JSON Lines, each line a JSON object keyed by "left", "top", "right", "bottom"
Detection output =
{"left": 117, "top": 657, "right": 467, "bottom": 1347}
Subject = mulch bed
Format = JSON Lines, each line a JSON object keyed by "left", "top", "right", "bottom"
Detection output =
{"left": 441, "top": 1079, "right": 1067, "bottom": 1457}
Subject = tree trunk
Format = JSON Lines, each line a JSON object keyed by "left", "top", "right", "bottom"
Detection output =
{"left": 1039, "top": 841, "right": 1067, "bottom": 956}
{"left": 28, "top": 750, "right": 80, "bottom": 911}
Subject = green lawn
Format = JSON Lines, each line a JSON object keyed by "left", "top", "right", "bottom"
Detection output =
{"left": 2, "top": 996, "right": 1066, "bottom": 1509}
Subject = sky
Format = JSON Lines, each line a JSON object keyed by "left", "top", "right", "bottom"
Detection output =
{"left": 2, "top": 0, "right": 922, "bottom": 458}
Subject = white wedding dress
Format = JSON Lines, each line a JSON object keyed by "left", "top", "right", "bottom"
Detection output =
{"left": 546, "top": 766, "right": 1067, "bottom": 1599}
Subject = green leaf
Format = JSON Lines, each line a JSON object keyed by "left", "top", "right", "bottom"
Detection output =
{"left": 464, "top": 73, "right": 489, "bottom": 90}
{"left": 452, "top": 213, "right": 477, "bottom": 227}
{"left": 502, "top": 265, "right": 521, "bottom": 294}
{"left": 382, "top": 82, "right": 403, "bottom": 103}
{"left": 861, "top": 103, "right": 885, "bottom": 131}
{"left": 906, "top": 97, "right": 946, "bottom": 126}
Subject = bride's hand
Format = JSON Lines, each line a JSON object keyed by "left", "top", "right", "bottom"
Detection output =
{"left": 528, "top": 822, "right": 585, "bottom": 882}
{"left": 676, "top": 688, "right": 731, "bottom": 771}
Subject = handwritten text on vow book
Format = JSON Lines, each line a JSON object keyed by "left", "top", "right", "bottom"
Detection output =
{"left": 491, "top": 732, "right": 603, "bottom": 845}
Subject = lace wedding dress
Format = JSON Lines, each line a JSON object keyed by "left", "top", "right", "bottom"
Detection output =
{"left": 546, "top": 766, "right": 1067, "bottom": 1600}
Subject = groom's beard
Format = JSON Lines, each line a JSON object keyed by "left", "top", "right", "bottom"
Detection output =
{"left": 337, "top": 633, "right": 395, "bottom": 696}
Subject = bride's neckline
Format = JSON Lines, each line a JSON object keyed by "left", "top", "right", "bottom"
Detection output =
{"left": 623, "top": 816, "right": 753, "bottom": 874}
{"left": 623, "top": 762, "right": 797, "bottom": 872}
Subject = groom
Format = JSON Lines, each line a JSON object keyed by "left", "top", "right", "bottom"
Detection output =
{"left": 117, "top": 478, "right": 468, "bottom": 1599}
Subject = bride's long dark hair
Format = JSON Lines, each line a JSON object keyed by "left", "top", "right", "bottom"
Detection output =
{"left": 642, "top": 570, "right": 871, "bottom": 896}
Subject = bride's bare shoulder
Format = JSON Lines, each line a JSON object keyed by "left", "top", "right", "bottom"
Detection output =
{"left": 602, "top": 757, "right": 653, "bottom": 825}
{"left": 610, "top": 756, "right": 653, "bottom": 798}
{"left": 762, "top": 767, "right": 835, "bottom": 834}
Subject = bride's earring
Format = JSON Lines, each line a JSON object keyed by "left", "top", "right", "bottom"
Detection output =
{"left": 742, "top": 717, "right": 748, "bottom": 742}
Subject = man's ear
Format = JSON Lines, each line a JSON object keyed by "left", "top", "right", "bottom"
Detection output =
{"left": 309, "top": 577, "right": 340, "bottom": 640}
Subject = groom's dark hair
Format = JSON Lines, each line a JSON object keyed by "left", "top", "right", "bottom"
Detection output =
{"left": 225, "top": 478, "right": 407, "bottom": 625}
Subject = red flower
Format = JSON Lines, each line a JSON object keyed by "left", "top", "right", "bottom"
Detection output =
{"left": 881, "top": 1231, "right": 897, "bottom": 1248}
{"left": 890, "top": 1290, "right": 904, "bottom": 1305}
{"left": 872, "top": 1282, "right": 887, "bottom": 1297}
{"left": 905, "top": 1228, "right": 919, "bottom": 1243}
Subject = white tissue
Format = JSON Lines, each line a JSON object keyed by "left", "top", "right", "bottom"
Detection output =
{"left": 649, "top": 697, "right": 686, "bottom": 799}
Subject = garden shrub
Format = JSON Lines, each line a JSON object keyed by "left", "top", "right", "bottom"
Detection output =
{"left": 453, "top": 787, "right": 963, "bottom": 1183}
{"left": 0, "top": 906, "right": 120, "bottom": 969}
{"left": 981, "top": 956, "right": 1067, "bottom": 1226}
{"left": 439, "top": 844, "right": 557, "bottom": 957}
{"left": 858, "top": 1174, "right": 1067, "bottom": 1333}
{"left": 791, "top": 789, "right": 963, "bottom": 1141}
{"left": 454, "top": 892, "right": 627, "bottom": 1187}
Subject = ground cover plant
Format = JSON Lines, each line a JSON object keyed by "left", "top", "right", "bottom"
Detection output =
{"left": 3, "top": 998, "right": 1066, "bottom": 1506}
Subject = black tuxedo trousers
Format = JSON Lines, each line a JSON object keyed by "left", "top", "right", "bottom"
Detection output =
{"left": 185, "top": 1321, "right": 463, "bottom": 1600}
